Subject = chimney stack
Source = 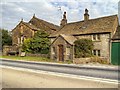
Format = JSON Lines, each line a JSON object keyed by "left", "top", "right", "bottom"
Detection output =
{"left": 60, "top": 11, "right": 67, "bottom": 28}
{"left": 84, "top": 9, "right": 89, "bottom": 21}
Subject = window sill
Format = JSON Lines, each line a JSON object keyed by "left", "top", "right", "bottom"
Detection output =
{"left": 92, "top": 40, "right": 101, "bottom": 42}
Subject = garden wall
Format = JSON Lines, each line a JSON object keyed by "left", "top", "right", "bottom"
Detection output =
{"left": 26, "top": 53, "right": 49, "bottom": 58}
{"left": 73, "top": 57, "right": 109, "bottom": 64}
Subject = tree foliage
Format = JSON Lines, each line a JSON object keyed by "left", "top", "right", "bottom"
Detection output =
{"left": 1, "top": 29, "right": 12, "bottom": 47}
{"left": 22, "top": 30, "right": 50, "bottom": 54}
{"left": 74, "top": 39, "right": 94, "bottom": 58}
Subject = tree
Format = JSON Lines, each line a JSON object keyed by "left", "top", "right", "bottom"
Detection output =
{"left": 74, "top": 39, "right": 93, "bottom": 58}
{"left": 22, "top": 38, "right": 32, "bottom": 52}
{"left": 22, "top": 30, "right": 50, "bottom": 54}
{"left": 1, "top": 29, "right": 12, "bottom": 47}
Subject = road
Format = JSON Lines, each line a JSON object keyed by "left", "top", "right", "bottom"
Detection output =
{"left": 1, "top": 59, "right": 119, "bottom": 81}
{"left": 1, "top": 67, "right": 119, "bottom": 88}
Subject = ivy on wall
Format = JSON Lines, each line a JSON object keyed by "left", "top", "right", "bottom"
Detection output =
{"left": 74, "top": 39, "right": 94, "bottom": 58}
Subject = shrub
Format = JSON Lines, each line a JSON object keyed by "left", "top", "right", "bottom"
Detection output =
{"left": 74, "top": 39, "right": 94, "bottom": 58}
{"left": 22, "top": 30, "right": 50, "bottom": 54}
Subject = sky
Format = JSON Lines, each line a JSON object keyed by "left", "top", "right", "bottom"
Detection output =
{"left": 0, "top": 0, "right": 120, "bottom": 31}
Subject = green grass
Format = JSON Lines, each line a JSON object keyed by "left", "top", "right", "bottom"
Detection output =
{"left": 1, "top": 55, "right": 54, "bottom": 62}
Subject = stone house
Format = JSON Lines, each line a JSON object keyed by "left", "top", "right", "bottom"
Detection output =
{"left": 49, "top": 9, "right": 119, "bottom": 62}
{"left": 3, "top": 14, "right": 59, "bottom": 55}
{"left": 3, "top": 8, "right": 119, "bottom": 64}
{"left": 12, "top": 14, "right": 59, "bottom": 46}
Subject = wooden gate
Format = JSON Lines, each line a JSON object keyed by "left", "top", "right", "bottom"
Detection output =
{"left": 111, "top": 42, "right": 120, "bottom": 65}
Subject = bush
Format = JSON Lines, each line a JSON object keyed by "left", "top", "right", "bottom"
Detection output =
{"left": 22, "top": 38, "right": 32, "bottom": 52}
{"left": 22, "top": 30, "right": 50, "bottom": 54}
{"left": 74, "top": 39, "right": 93, "bottom": 58}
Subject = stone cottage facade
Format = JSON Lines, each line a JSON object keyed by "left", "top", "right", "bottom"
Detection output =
{"left": 3, "top": 8, "right": 119, "bottom": 64}
{"left": 49, "top": 9, "right": 119, "bottom": 62}
{"left": 3, "top": 14, "right": 59, "bottom": 55}
{"left": 12, "top": 14, "right": 59, "bottom": 46}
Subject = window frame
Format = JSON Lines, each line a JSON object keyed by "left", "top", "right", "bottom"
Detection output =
{"left": 93, "top": 34, "right": 96, "bottom": 40}
{"left": 98, "top": 50, "right": 101, "bottom": 56}
{"left": 92, "top": 34, "right": 101, "bottom": 41}
{"left": 93, "top": 49, "right": 101, "bottom": 56}
{"left": 66, "top": 47, "right": 71, "bottom": 55}
{"left": 93, "top": 50, "right": 96, "bottom": 56}
{"left": 97, "top": 34, "right": 100, "bottom": 40}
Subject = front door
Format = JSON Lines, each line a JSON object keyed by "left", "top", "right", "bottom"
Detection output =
{"left": 58, "top": 45, "right": 64, "bottom": 61}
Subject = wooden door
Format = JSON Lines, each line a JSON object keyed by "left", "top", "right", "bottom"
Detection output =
{"left": 58, "top": 45, "right": 64, "bottom": 61}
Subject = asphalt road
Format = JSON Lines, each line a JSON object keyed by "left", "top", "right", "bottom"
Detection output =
{"left": 1, "top": 59, "right": 120, "bottom": 81}
{"left": 2, "top": 68, "right": 118, "bottom": 88}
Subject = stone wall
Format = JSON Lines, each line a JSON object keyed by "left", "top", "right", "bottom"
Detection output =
{"left": 76, "top": 33, "right": 110, "bottom": 60}
{"left": 3, "top": 45, "right": 20, "bottom": 56}
{"left": 73, "top": 58, "right": 91, "bottom": 64}
{"left": 26, "top": 53, "right": 49, "bottom": 58}
{"left": 73, "top": 57, "right": 109, "bottom": 64}
{"left": 51, "top": 36, "right": 73, "bottom": 61}
{"left": 12, "top": 22, "right": 34, "bottom": 45}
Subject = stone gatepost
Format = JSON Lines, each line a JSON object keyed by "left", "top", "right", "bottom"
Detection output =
{"left": 3, "top": 45, "right": 11, "bottom": 56}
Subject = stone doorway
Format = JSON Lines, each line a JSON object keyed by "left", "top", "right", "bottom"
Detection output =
{"left": 58, "top": 44, "right": 64, "bottom": 61}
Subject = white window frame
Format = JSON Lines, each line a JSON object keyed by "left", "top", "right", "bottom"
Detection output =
{"left": 92, "top": 34, "right": 101, "bottom": 41}
{"left": 93, "top": 50, "right": 101, "bottom": 56}
{"left": 66, "top": 47, "right": 70, "bottom": 55}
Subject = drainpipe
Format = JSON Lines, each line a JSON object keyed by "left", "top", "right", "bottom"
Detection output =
{"left": 73, "top": 44, "right": 75, "bottom": 63}
{"left": 109, "top": 33, "right": 112, "bottom": 64}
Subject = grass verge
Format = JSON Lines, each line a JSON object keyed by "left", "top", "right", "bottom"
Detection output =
{"left": 1, "top": 55, "right": 73, "bottom": 64}
{"left": 1, "top": 55, "right": 54, "bottom": 62}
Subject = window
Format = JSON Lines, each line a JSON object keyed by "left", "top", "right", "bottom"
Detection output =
{"left": 93, "top": 35, "right": 96, "bottom": 40}
{"left": 93, "top": 50, "right": 96, "bottom": 55}
{"left": 97, "top": 34, "right": 100, "bottom": 40}
{"left": 93, "top": 50, "right": 101, "bottom": 56}
{"left": 92, "top": 34, "right": 100, "bottom": 41}
{"left": 21, "top": 36, "right": 24, "bottom": 44}
{"left": 52, "top": 46, "right": 55, "bottom": 54}
{"left": 98, "top": 50, "right": 100, "bottom": 56}
{"left": 66, "top": 47, "right": 70, "bottom": 55}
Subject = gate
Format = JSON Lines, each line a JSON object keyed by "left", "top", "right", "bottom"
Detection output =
{"left": 111, "top": 42, "right": 120, "bottom": 65}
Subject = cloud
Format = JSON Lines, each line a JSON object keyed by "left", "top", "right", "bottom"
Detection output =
{"left": 0, "top": 0, "right": 119, "bottom": 30}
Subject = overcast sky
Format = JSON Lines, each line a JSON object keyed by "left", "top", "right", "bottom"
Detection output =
{"left": 0, "top": 0, "right": 120, "bottom": 31}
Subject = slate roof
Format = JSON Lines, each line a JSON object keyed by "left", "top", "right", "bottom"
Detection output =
{"left": 22, "top": 22, "right": 40, "bottom": 30}
{"left": 52, "top": 34, "right": 77, "bottom": 45}
{"left": 112, "top": 26, "right": 120, "bottom": 40}
{"left": 50, "top": 15, "right": 118, "bottom": 37}
{"left": 12, "top": 21, "right": 40, "bottom": 32}
{"left": 60, "top": 34, "right": 77, "bottom": 45}
{"left": 29, "top": 16, "right": 60, "bottom": 31}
